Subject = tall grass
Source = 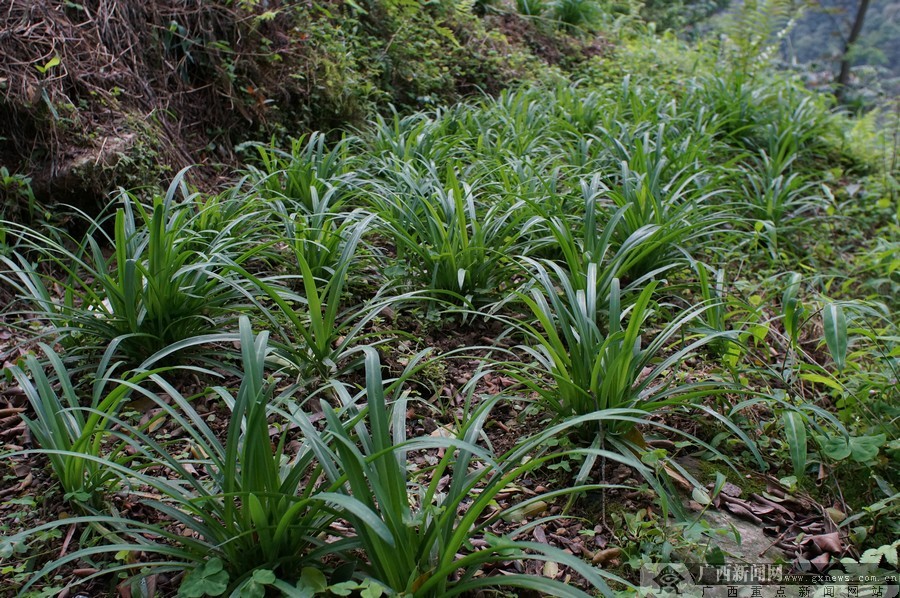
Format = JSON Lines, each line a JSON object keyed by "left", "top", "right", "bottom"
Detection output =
{"left": 226, "top": 211, "right": 402, "bottom": 382}
{"left": 2, "top": 63, "right": 882, "bottom": 596}
{"left": 6, "top": 343, "right": 162, "bottom": 506}
{"left": 1, "top": 169, "right": 259, "bottom": 364}
{"left": 364, "top": 162, "right": 527, "bottom": 302}
{"left": 245, "top": 133, "right": 358, "bottom": 210}
{"left": 5, "top": 318, "right": 345, "bottom": 593}
{"left": 508, "top": 261, "right": 729, "bottom": 423}
{"left": 296, "top": 347, "right": 630, "bottom": 597}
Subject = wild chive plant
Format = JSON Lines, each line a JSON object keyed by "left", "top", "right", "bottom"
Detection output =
{"left": 739, "top": 150, "right": 829, "bottom": 255}
{"left": 548, "top": 83, "right": 607, "bottom": 135}
{"left": 516, "top": 0, "right": 545, "bottom": 17}
{"left": 294, "top": 347, "right": 630, "bottom": 597}
{"left": 6, "top": 342, "right": 162, "bottom": 507}
{"left": 245, "top": 132, "right": 358, "bottom": 210}
{"left": 2, "top": 322, "right": 633, "bottom": 596}
{"left": 184, "top": 176, "right": 271, "bottom": 242}
{"left": 143, "top": 318, "right": 347, "bottom": 589}
{"left": 523, "top": 182, "right": 677, "bottom": 294}
{"left": 3, "top": 55, "right": 889, "bottom": 596}
{"left": 497, "top": 262, "right": 765, "bottom": 519}
{"left": 1, "top": 170, "right": 256, "bottom": 364}
{"left": 365, "top": 162, "right": 527, "bottom": 303}
{"left": 689, "top": 71, "right": 839, "bottom": 166}
{"left": 479, "top": 88, "right": 558, "bottom": 158}
{"left": 691, "top": 262, "right": 735, "bottom": 360}
{"left": 505, "top": 260, "right": 749, "bottom": 443}
{"left": 228, "top": 213, "right": 397, "bottom": 381}
{"left": 367, "top": 110, "right": 455, "bottom": 166}
{"left": 551, "top": 0, "right": 603, "bottom": 31}
{"left": 271, "top": 185, "right": 368, "bottom": 280}
{"left": 4, "top": 318, "right": 353, "bottom": 594}
{"left": 595, "top": 126, "right": 727, "bottom": 278}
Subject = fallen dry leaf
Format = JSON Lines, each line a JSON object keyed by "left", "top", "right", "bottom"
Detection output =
{"left": 592, "top": 547, "right": 621, "bottom": 566}
{"left": 808, "top": 532, "right": 842, "bottom": 554}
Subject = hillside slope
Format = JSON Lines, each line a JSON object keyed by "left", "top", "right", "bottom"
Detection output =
{"left": 0, "top": 0, "right": 598, "bottom": 217}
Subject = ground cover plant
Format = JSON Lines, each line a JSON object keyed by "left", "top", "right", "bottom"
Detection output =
{"left": 1, "top": 2, "right": 898, "bottom": 596}
{"left": 1, "top": 169, "right": 266, "bottom": 367}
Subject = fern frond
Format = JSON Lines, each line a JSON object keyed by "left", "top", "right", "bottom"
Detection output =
{"left": 721, "top": 0, "right": 803, "bottom": 78}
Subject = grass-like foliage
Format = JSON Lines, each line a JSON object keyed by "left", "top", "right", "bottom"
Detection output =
{"left": 4, "top": 319, "right": 344, "bottom": 594}
{"left": 510, "top": 263, "right": 726, "bottom": 424}
{"left": 229, "top": 213, "right": 394, "bottom": 381}
{"left": 524, "top": 188, "right": 664, "bottom": 291}
{"left": 6, "top": 344, "right": 160, "bottom": 507}
{"left": 155, "top": 318, "right": 337, "bottom": 583}
{"left": 273, "top": 185, "right": 365, "bottom": 280}
{"left": 1, "top": 38, "right": 894, "bottom": 597}
{"left": 298, "top": 347, "right": 629, "bottom": 597}
{"left": 245, "top": 133, "right": 357, "bottom": 211}
{"left": 739, "top": 151, "right": 827, "bottom": 241}
{"left": 365, "top": 162, "right": 526, "bottom": 303}
{"left": 1, "top": 169, "right": 257, "bottom": 364}
{"left": 516, "top": 0, "right": 546, "bottom": 17}
{"left": 552, "top": 0, "right": 603, "bottom": 31}
{"left": 3, "top": 321, "right": 634, "bottom": 596}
